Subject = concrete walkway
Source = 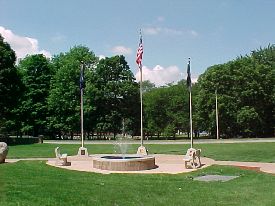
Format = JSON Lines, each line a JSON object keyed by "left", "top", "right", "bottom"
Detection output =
{"left": 6, "top": 154, "right": 275, "bottom": 175}
{"left": 46, "top": 155, "right": 215, "bottom": 174}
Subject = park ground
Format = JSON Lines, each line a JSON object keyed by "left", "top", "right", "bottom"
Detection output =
{"left": 1, "top": 138, "right": 275, "bottom": 206}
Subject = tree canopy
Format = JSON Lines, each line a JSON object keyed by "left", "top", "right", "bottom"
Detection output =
{"left": 0, "top": 34, "right": 274, "bottom": 139}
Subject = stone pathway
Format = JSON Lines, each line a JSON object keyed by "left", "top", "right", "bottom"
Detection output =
{"left": 6, "top": 155, "right": 275, "bottom": 175}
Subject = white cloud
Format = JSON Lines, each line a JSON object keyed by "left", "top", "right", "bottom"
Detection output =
{"left": 143, "top": 26, "right": 198, "bottom": 37}
{"left": 135, "top": 65, "right": 198, "bottom": 87}
{"left": 111, "top": 45, "right": 132, "bottom": 55}
{"left": 0, "top": 26, "right": 51, "bottom": 60}
{"left": 143, "top": 27, "right": 161, "bottom": 35}
{"left": 135, "top": 65, "right": 183, "bottom": 86}
{"left": 143, "top": 26, "right": 182, "bottom": 36}
{"left": 98, "top": 55, "right": 106, "bottom": 60}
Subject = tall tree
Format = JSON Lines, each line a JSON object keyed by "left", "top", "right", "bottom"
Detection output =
{"left": 48, "top": 46, "right": 97, "bottom": 138}
{"left": 196, "top": 45, "right": 275, "bottom": 137}
{"left": 0, "top": 34, "right": 23, "bottom": 134}
{"left": 92, "top": 55, "right": 139, "bottom": 137}
{"left": 143, "top": 81, "right": 190, "bottom": 139}
{"left": 18, "top": 54, "right": 53, "bottom": 136}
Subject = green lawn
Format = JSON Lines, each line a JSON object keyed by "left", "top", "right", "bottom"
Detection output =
{"left": 0, "top": 161, "right": 275, "bottom": 206}
{"left": 7, "top": 142, "right": 275, "bottom": 162}
{"left": 1, "top": 142, "right": 275, "bottom": 205}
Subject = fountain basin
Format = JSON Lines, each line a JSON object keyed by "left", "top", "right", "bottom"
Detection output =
{"left": 92, "top": 154, "right": 156, "bottom": 171}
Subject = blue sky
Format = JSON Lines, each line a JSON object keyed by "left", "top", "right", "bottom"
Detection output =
{"left": 1, "top": 0, "right": 275, "bottom": 86}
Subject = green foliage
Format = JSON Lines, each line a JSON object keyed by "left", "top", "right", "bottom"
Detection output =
{"left": 142, "top": 80, "right": 156, "bottom": 93}
{"left": 196, "top": 45, "right": 275, "bottom": 137}
{"left": 47, "top": 46, "right": 97, "bottom": 137}
{"left": 91, "top": 55, "right": 139, "bottom": 136}
{"left": 144, "top": 81, "right": 190, "bottom": 138}
{"left": 0, "top": 34, "right": 23, "bottom": 134}
{"left": 1, "top": 34, "right": 274, "bottom": 139}
{"left": 18, "top": 54, "right": 53, "bottom": 136}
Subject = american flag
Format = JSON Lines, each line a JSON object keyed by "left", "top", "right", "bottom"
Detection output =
{"left": 136, "top": 33, "right": 143, "bottom": 67}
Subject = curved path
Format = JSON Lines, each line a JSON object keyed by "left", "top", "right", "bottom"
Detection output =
{"left": 46, "top": 154, "right": 275, "bottom": 175}
{"left": 6, "top": 154, "right": 275, "bottom": 175}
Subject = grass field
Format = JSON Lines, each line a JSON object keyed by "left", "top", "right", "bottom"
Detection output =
{"left": 1, "top": 161, "right": 275, "bottom": 206}
{"left": 1, "top": 142, "right": 275, "bottom": 206}
{"left": 6, "top": 142, "right": 275, "bottom": 162}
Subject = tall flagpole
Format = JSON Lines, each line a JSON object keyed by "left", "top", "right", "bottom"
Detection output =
{"left": 187, "top": 58, "right": 193, "bottom": 148}
{"left": 215, "top": 89, "right": 219, "bottom": 139}
{"left": 189, "top": 89, "right": 193, "bottom": 148}
{"left": 78, "top": 62, "right": 88, "bottom": 156}
{"left": 136, "top": 30, "right": 147, "bottom": 155}
{"left": 81, "top": 66, "right": 84, "bottom": 148}
{"left": 140, "top": 63, "right": 143, "bottom": 147}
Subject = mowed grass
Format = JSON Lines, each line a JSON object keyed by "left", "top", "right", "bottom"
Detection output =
{"left": 2, "top": 142, "right": 275, "bottom": 205}
{"left": 6, "top": 142, "right": 275, "bottom": 162}
{"left": 0, "top": 161, "right": 275, "bottom": 206}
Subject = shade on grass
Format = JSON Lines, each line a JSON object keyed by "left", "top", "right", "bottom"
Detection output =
{"left": 6, "top": 142, "right": 275, "bottom": 162}
{"left": 0, "top": 161, "right": 275, "bottom": 206}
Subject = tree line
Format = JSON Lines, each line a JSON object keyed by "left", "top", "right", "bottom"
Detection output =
{"left": 0, "top": 34, "right": 274, "bottom": 139}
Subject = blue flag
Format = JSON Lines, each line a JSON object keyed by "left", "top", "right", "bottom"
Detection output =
{"left": 187, "top": 58, "right": 191, "bottom": 91}
{"left": 80, "top": 65, "right": 85, "bottom": 90}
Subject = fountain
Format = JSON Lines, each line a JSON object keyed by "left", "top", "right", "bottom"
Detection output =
{"left": 92, "top": 134, "right": 156, "bottom": 171}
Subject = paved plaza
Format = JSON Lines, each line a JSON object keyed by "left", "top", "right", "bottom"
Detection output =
{"left": 5, "top": 154, "right": 275, "bottom": 175}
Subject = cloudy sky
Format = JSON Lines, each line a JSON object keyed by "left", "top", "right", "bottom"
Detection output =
{"left": 1, "top": 0, "right": 275, "bottom": 86}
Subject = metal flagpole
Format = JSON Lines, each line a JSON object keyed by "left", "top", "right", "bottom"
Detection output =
{"left": 81, "top": 76, "right": 84, "bottom": 148}
{"left": 140, "top": 63, "right": 143, "bottom": 147}
{"left": 215, "top": 89, "right": 219, "bottom": 139}
{"left": 187, "top": 58, "right": 193, "bottom": 148}
{"left": 78, "top": 62, "right": 88, "bottom": 156}
{"left": 136, "top": 30, "right": 147, "bottom": 155}
{"left": 189, "top": 89, "right": 193, "bottom": 148}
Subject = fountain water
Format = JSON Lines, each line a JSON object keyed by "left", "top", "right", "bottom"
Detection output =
{"left": 92, "top": 133, "right": 156, "bottom": 171}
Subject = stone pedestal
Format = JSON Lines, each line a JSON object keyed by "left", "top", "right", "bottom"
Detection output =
{"left": 77, "top": 147, "right": 89, "bottom": 156}
{"left": 137, "top": 145, "right": 148, "bottom": 155}
{"left": 0, "top": 142, "right": 8, "bottom": 163}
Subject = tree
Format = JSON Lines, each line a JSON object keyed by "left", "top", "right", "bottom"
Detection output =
{"left": 196, "top": 45, "right": 275, "bottom": 137}
{"left": 142, "top": 80, "right": 156, "bottom": 93}
{"left": 48, "top": 46, "right": 97, "bottom": 138}
{"left": 143, "top": 80, "right": 190, "bottom": 139}
{"left": 18, "top": 54, "right": 53, "bottom": 136}
{"left": 0, "top": 34, "right": 23, "bottom": 135}
{"left": 91, "top": 55, "right": 139, "bottom": 138}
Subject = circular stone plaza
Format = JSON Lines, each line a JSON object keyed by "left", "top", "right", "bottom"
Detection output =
{"left": 43, "top": 154, "right": 275, "bottom": 175}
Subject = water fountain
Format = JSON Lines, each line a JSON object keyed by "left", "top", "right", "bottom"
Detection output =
{"left": 92, "top": 134, "right": 156, "bottom": 171}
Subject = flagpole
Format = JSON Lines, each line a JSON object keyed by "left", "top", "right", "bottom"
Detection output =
{"left": 140, "top": 63, "right": 143, "bottom": 147}
{"left": 187, "top": 58, "right": 193, "bottom": 148}
{"left": 215, "top": 89, "right": 219, "bottom": 139}
{"left": 78, "top": 62, "right": 88, "bottom": 156}
{"left": 136, "top": 29, "right": 147, "bottom": 155}
{"left": 81, "top": 75, "right": 84, "bottom": 148}
{"left": 189, "top": 88, "right": 193, "bottom": 148}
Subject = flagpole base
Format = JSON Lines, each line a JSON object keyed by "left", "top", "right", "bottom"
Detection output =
{"left": 77, "top": 147, "right": 89, "bottom": 156}
{"left": 137, "top": 145, "right": 148, "bottom": 155}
